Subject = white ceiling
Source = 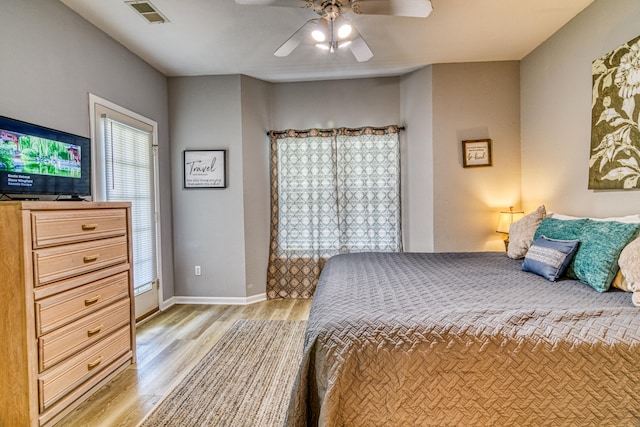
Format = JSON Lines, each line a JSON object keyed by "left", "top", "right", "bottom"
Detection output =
{"left": 60, "top": 0, "right": 595, "bottom": 83}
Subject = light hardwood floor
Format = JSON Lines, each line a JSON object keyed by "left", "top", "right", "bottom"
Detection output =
{"left": 56, "top": 299, "right": 312, "bottom": 427}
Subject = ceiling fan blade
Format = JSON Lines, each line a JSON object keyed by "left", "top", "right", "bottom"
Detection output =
{"left": 274, "top": 19, "right": 317, "bottom": 57}
{"left": 351, "top": 0, "right": 433, "bottom": 18}
{"left": 349, "top": 36, "right": 373, "bottom": 62}
{"left": 234, "top": 0, "right": 305, "bottom": 6}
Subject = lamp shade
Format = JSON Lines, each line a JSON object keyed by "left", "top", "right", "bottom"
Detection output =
{"left": 496, "top": 207, "right": 524, "bottom": 234}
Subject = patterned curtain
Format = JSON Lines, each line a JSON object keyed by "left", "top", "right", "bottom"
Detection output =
{"left": 267, "top": 126, "right": 402, "bottom": 299}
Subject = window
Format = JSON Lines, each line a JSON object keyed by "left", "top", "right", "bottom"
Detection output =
{"left": 103, "top": 117, "right": 157, "bottom": 296}
{"left": 335, "top": 132, "right": 402, "bottom": 252}
{"left": 266, "top": 126, "right": 402, "bottom": 299}
{"left": 277, "top": 134, "right": 339, "bottom": 252}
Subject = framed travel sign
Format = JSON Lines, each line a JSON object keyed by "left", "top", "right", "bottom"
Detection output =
{"left": 183, "top": 149, "right": 227, "bottom": 188}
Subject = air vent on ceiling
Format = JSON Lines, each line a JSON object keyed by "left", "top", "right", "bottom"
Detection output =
{"left": 126, "top": 1, "right": 169, "bottom": 24}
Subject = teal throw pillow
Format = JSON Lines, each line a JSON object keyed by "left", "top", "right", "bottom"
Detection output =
{"left": 522, "top": 236, "right": 580, "bottom": 281}
{"left": 533, "top": 218, "right": 588, "bottom": 242}
{"left": 569, "top": 220, "right": 640, "bottom": 292}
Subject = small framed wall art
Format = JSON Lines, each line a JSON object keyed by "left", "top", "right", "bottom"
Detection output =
{"left": 183, "top": 149, "right": 227, "bottom": 188}
{"left": 462, "top": 139, "right": 492, "bottom": 168}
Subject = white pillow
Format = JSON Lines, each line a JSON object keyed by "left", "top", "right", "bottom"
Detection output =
{"left": 548, "top": 212, "right": 640, "bottom": 223}
{"left": 618, "top": 236, "right": 640, "bottom": 306}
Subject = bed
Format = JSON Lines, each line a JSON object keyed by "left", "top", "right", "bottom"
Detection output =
{"left": 284, "top": 251, "right": 640, "bottom": 426}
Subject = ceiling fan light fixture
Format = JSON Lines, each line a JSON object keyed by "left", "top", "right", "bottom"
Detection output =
{"left": 238, "top": 0, "right": 433, "bottom": 62}
{"left": 337, "top": 23, "right": 352, "bottom": 39}
{"left": 311, "top": 29, "right": 326, "bottom": 42}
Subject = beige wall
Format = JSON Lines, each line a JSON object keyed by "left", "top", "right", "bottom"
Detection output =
{"left": 401, "top": 62, "right": 522, "bottom": 254}
{"left": 521, "top": 0, "right": 640, "bottom": 216}
{"left": 432, "top": 62, "right": 522, "bottom": 252}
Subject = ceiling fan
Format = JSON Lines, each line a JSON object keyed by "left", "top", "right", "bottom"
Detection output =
{"left": 234, "top": 0, "right": 433, "bottom": 62}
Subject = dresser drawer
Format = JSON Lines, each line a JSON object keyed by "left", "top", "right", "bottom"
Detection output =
{"left": 31, "top": 209, "right": 127, "bottom": 249}
{"left": 38, "top": 326, "right": 131, "bottom": 412}
{"left": 35, "top": 271, "right": 129, "bottom": 336}
{"left": 33, "top": 236, "right": 129, "bottom": 286}
{"left": 38, "top": 298, "right": 130, "bottom": 372}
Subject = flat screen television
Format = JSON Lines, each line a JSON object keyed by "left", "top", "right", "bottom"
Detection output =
{"left": 0, "top": 115, "right": 91, "bottom": 199}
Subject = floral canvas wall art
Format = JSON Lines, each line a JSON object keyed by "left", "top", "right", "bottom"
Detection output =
{"left": 590, "top": 35, "right": 640, "bottom": 189}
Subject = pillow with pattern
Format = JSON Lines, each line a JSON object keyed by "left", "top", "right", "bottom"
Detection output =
{"left": 522, "top": 236, "right": 580, "bottom": 282}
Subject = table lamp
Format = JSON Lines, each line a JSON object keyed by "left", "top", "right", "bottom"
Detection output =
{"left": 496, "top": 207, "right": 524, "bottom": 251}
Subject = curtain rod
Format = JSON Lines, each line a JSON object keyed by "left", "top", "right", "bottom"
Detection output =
{"left": 267, "top": 126, "right": 405, "bottom": 137}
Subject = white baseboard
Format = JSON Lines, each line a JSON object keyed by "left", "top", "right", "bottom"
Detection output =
{"left": 160, "top": 297, "right": 176, "bottom": 310}
{"left": 245, "top": 293, "right": 268, "bottom": 304}
{"left": 160, "top": 293, "right": 267, "bottom": 309}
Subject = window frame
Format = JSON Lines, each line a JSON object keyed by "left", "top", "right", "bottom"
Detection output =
{"left": 89, "top": 94, "right": 164, "bottom": 305}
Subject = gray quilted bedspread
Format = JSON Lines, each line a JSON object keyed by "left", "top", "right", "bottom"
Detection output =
{"left": 284, "top": 252, "right": 640, "bottom": 426}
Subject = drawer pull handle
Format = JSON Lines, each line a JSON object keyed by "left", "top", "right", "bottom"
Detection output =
{"left": 87, "top": 356, "right": 103, "bottom": 370}
{"left": 81, "top": 223, "right": 98, "bottom": 231}
{"left": 84, "top": 295, "right": 101, "bottom": 305}
{"left": 87, "top": 325, "right": 103, "bottom": 336}
{"left": 83, "top": 254, "right": 99, "bottom": 263}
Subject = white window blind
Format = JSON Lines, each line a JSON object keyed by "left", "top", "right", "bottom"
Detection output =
{"left": 103, "top": 116, "right": 157, "bottom": 295}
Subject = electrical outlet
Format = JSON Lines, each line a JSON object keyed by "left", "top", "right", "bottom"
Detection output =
{"left": 195, "top": 265, "right": 201, "bottom": 276}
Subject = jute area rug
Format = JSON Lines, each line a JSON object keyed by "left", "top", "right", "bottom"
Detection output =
{"left": 138, "top": 319, "right": 306, "bottom": 427}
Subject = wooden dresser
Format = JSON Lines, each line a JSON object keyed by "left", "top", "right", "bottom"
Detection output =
{"left": 0, "top": 201, "right": 136, "bottom": 427}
